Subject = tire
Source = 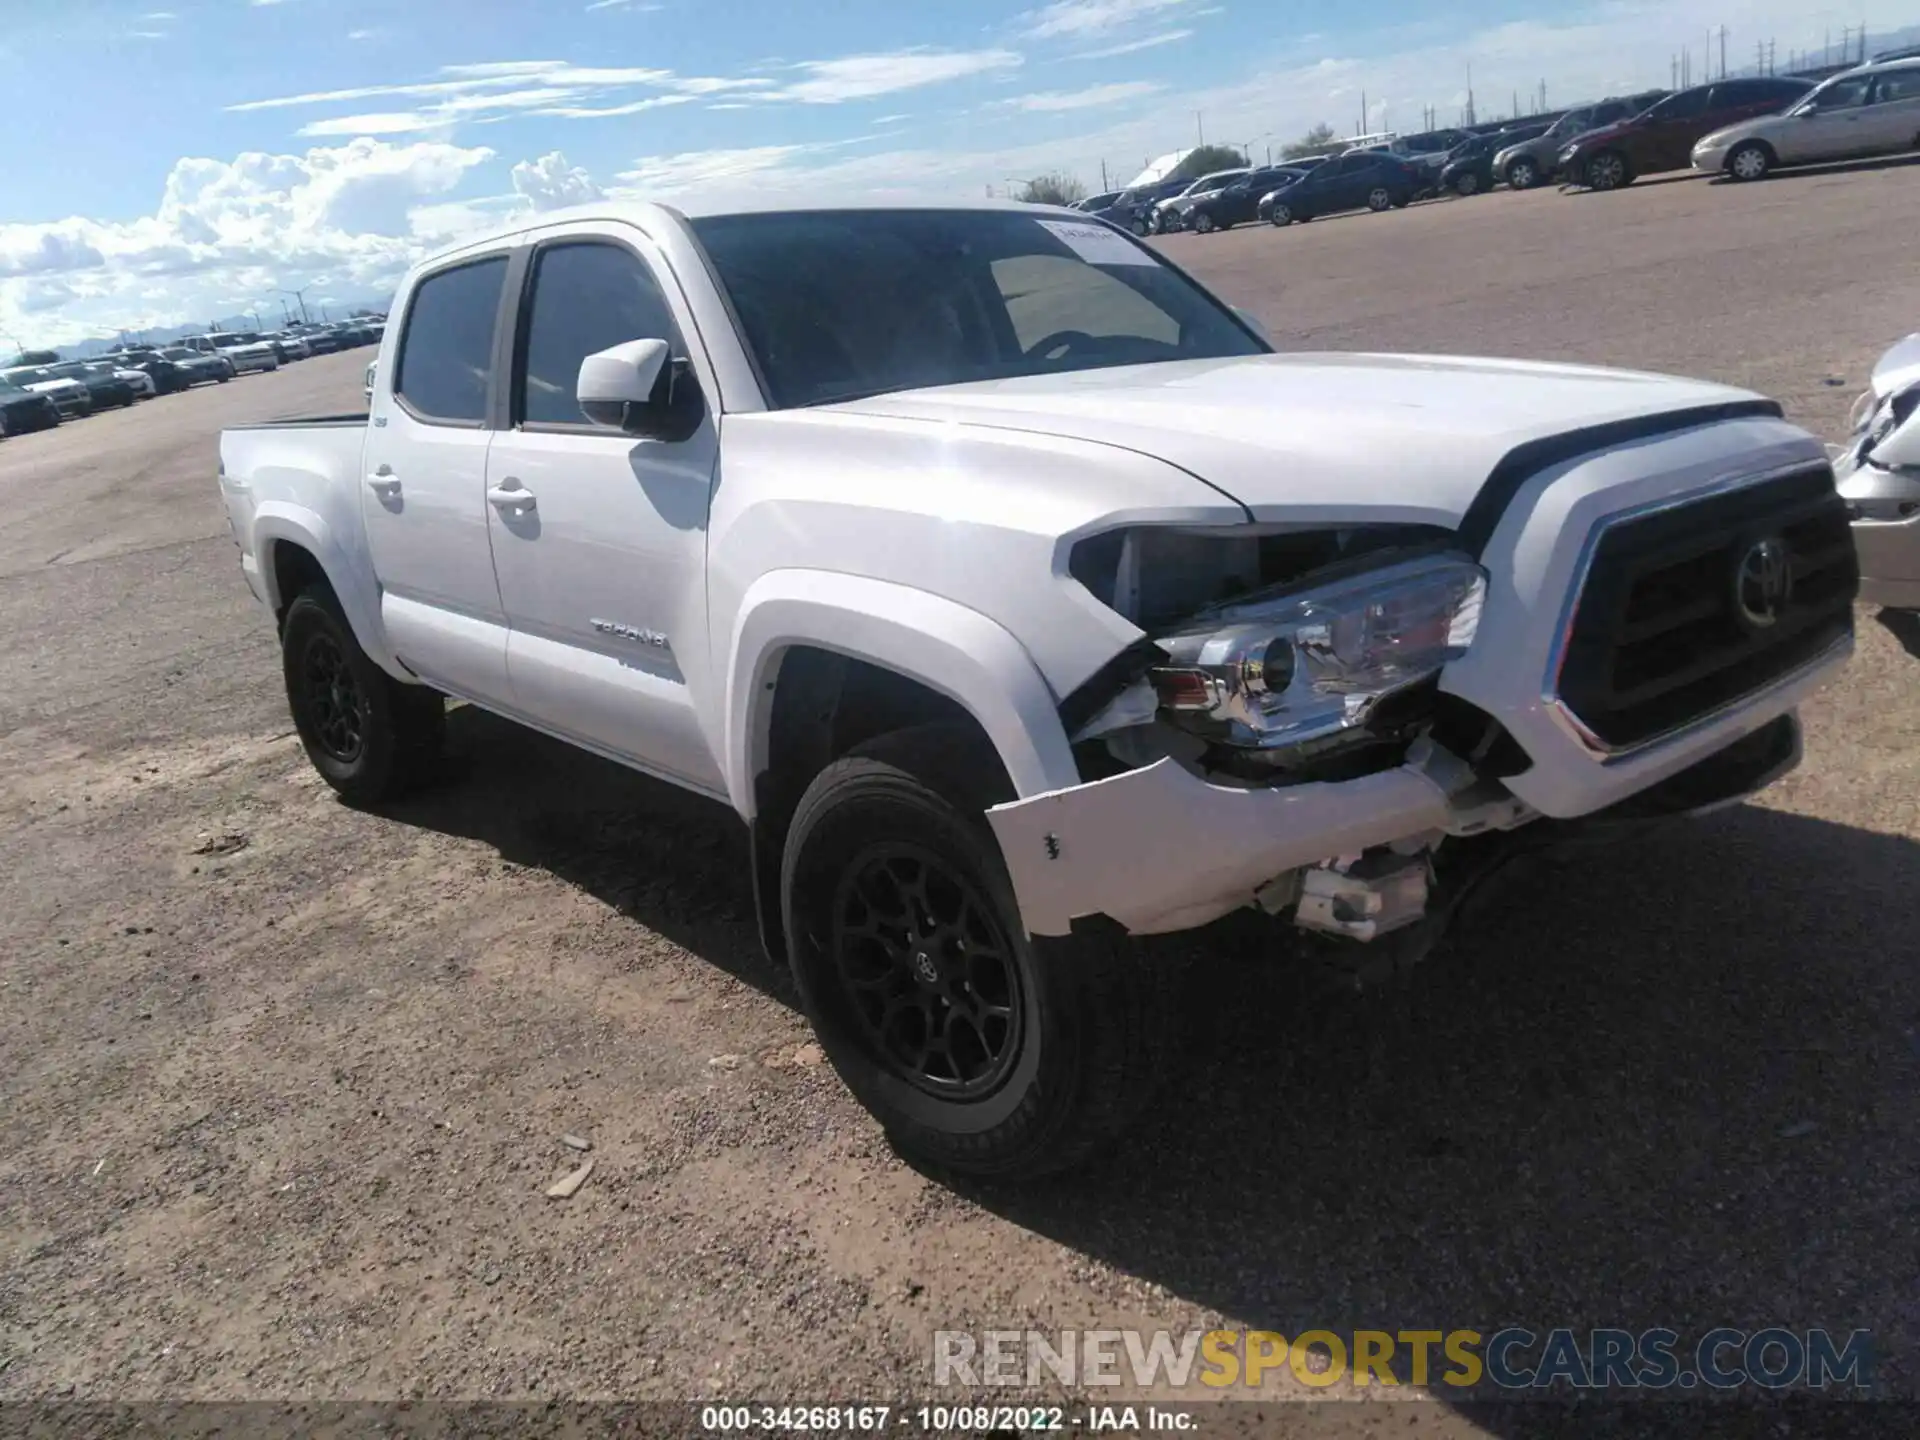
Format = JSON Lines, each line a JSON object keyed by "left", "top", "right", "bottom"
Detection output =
{"left": 1727, "top": 141, "right": 1772, "bottom": 182}
{"left": 780, "top": 723, "right": 1178, "bottom": 1181}
{"left": 1192, "top": 211, "right": 1214, "bottom": 234}
{"left": 1267, "top": 202, "right": 1293, "bottom": 227}
{"left": 281, "top": 585, "right": 444, "bottom": 806}
{"left": 1454, "top": 171, "right": 1480, "bottom": 196}
{"left": 1586, "top": 150, "right": 1632, "bottom": 190}
{"left": 1129, "top": 217, "right": 1149, "bottom": 236}
{"left": 1366, "top": 186, "right": 1394, "bottom": 212}
{"left": 1506, "top": 157, "right": 1540, "bottom": 190}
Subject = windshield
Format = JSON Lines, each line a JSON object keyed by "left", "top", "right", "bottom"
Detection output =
{"left": 691, "top": 208, "right": 1265, "bottom": 410}
{"left": 162, "top": 348, "right": 198, "bottom": 360}
{"left": 48, "top": 363, "right": 87, "bottom": 379}
{"left": 7, "top": 367, "right": 52, "bottom": 383}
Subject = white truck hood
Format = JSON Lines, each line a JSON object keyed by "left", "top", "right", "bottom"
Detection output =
{"left": 835, "top": 353, "right": 1762, "bottom": 528}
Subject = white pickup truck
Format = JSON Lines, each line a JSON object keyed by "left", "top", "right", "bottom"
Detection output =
{"left": 218, "top": 199, "right": 1858, "bottom": 1179}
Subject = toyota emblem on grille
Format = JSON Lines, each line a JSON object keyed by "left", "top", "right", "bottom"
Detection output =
{"left": 1734, "top": 537, "right": 1793, "bottom": 630}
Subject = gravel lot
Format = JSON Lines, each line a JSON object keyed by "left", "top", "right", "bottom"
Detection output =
{"left": 3, "top": 164, "right": 1917, "bottom": 1430}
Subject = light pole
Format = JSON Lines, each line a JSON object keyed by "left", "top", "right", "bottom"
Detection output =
{"left": 276, "top": 287, "right": 311, "bottom": 324}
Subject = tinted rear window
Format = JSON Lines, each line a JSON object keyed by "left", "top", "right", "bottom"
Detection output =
{"left": 394, "top": 256, "right": 507, "bottom": 424}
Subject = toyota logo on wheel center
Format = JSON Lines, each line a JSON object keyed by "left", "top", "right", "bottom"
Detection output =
{"left": 1734, "top": 536, "right": 1793, "bottom": 630}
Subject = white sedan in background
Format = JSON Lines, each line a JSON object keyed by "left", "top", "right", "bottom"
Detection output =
{"left": 1694, "top": 57, "right": 1920, "bottom": 180}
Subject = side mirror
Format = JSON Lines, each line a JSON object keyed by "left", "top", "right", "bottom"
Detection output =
{"left": 577, "top": 337, "right": 670, "bottom": 430}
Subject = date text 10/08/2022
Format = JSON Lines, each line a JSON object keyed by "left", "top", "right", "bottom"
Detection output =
{"left": 699, "top": 1406, "right": 1193, "bottom": 1432}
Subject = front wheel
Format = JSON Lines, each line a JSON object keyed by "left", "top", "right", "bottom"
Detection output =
{"left": 1586, "top": 150, "right": 1632, "bottom": 190}
{"left": 1192, "top": 211, "right": 1214, "bottom": 234}
{"left": 281, "top": 586, "right": 444, "bottom": 805}
{"left": 1727, "top": 142, "right": 1773, "bottom": 182}
{"left": 780, "top": 725, "right": 1178, "bottom": 1181}
{"left": 1129, "top": 217, "right": 1149, "bottom": 236}
{"left": 1506, "top": 157, "right": 1540, "bottom": 190}
{"left": 1267, "top": 203, "right": 1293, "bottom": 227}
{"left": 1367, "top": 186, "right": 1394, "bottom": 212}
{"left": 1454, "top": 171, "right": 1481, "bottom": 196}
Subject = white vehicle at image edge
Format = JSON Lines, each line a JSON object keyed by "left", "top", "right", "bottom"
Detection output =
{"left": 217, "top": 200, "right": 1858, "bottom": 1180}
{"left": 1693, "top": 57, "right": 1920, "bottom": 180}
{"left": 186, "top": 330, "right": 281, "bottom": 375}
{"left": 1833, "top": 330, "right": 1920, "bottom": 611}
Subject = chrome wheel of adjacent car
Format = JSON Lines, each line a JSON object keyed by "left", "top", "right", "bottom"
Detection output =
{"left": 1507, "top": 158, "right": 1539, "bottom": 190}
{"left": 1728, "top": 143, "right": 1773, "bottom": 182}
{"left": 1367, "top": 187, "right": 1393, "bottom": 212}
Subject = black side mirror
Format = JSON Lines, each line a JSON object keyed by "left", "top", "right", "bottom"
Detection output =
{"left": 623, "top": 357, "right": 705, "bottom": 442}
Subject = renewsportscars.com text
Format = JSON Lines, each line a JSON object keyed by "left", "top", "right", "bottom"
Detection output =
{"left": 933, "top": 1327, "right": 1874, "bottom": 1392}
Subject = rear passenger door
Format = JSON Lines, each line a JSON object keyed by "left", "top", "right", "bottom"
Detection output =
{"left": 1636, "top": 87, "right": 1711, "bottom": 170}
{"left": 1861, "top": 68, "right": 1920, "bottom": 156}
{"left": 484, "top": 228, "right": 726, "bottom": 795}
{"left": 361, "top": 251, "right": 517, "bottom": 707}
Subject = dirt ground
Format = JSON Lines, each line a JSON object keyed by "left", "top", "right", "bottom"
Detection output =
{"left": 3, "top": 160, "right": 1918, "bottom": 1432}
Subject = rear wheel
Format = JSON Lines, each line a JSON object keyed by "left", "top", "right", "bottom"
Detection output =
{"left": 281, "top": 585, "right": 444, "bottom": 805}
{"left": 780, "top": 724, "right": 1178, "bottom": 1181}
{"left": 1506, "top": 157, "right": 1540, "bottom": 190}
{"left": 1367, "top": 186, "right": 1394, "bottom": 212}
{"left": 1454, "top": 171, "right": 1481, "bottom": 196}
{"left": 1727, "top": 142, "right": 1773, "bottom": 182}
{"left": 1192, "top": 211, "right": 1214, "bottom": 234}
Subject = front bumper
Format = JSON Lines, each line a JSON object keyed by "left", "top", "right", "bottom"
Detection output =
{"left": 1839, "top": 464, "right": 1920, "bottom": 608}
{"left": 1692, "top": 142, "right": 1732, "bottom": 173}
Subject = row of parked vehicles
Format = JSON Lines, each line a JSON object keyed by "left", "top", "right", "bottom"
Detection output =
{"left": 1066, "top": 50, "right": 1920, "bottom": 244}
{"left": 0, "top": 319, "right": 383, "bottom": 440}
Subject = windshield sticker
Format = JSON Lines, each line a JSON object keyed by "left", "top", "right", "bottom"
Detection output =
{"left": 1035, "top": 219, "right": 1157, "bottom": 267}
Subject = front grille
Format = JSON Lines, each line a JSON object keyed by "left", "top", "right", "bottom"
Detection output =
{"left": 1555, "top": 466, "right": 1857, "bottom": 750}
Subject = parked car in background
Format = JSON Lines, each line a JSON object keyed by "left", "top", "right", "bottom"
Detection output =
{"left": 1073, "top": 191, "right": 1123, "bottom": 214}
{"left": 185, "top": 331, "right": 281, "bottom": 374}
{"left": 161, "top": 346, "right": 235, "bottom": 385}
{"left": 3, "top": 364, "right": 94, "bottom": 418}
{"left": 291, "top": 327, "right": 339, "bottom": 355}
{"left": 1152, "top": 168, "right": 1249, "bottom": 232}
{"left": 1561, "top": 76, "right": 1814, "bottom": 189}
{"left": 0, "top": 379, "right": 62, "bottom": 437}
{"left": 1692, "top": 58, "right": 1920, "bottom": 181}
{"left": 105, "top": 350, "right": 190, "bottom": 395}
{"left": 1186, "top": 166, "right": 1312, "bottom": 231}
{"left": 8, "top": 349, "right": 62, "bottom": 367}
{"left": 1368, "top": 129, "right": 1471, "bottom": 191}
{"left": 1835, "top": 329, "right": 1920, "bottom": 612}
{"left": 1440, "top": 124, "right": 1548, "bottom": 195}
{"left": 1259, "top": 150, "right": 1419, "bottom": 225}
{"left": 1494, "top": 93, "right": 1665, "bottom": 189}
{"left": 47, "top": 360, "right": 137, "bottom": 410}
{"left": 82, "top": 358, "right": 154, "bottom": 400}
{"left": 269, "top": 333, "right": 313, "bottom": 363}
{"left": 1108, "top": 177, "right": 1194, "bottom": 235}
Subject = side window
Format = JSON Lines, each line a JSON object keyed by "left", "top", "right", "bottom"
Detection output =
{"left": 1871, "top": 71, "right": 1920, "bottom": 104}
{"left": 517, "top": 242, "right": 686, "bottom": 428}
{"left": 1654, "top": 88, "right": 1710, "bottom": 120}
{"left": 1811, "top": 76, "right": 1873, "bottom": 109}
{"left": 394, "top": 256, "right": 507, "bottom": 424}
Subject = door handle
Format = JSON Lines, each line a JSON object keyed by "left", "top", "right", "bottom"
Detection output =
{"left": 488, "top": 483, "right": 536, "bottom": 514}
{"left": 366, "top": 469, "right": 401, "bottom": 497}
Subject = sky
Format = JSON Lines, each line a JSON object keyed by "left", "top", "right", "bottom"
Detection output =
{"left": 1, "top": 0, "right": 1912, "bottom": 345}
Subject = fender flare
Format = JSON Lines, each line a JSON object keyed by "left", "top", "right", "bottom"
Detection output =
{"left": 723, "top": 570, "right": 1082, "bottom": 819}
{"left": 251, "top": 503, "right": 403, "bottom": 678}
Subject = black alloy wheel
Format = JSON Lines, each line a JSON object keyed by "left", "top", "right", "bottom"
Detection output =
{"left": 830, "top": 843, "right": 1024, "bottom": 1101}
{"left": 299, "top": 629, "right": 366, "bottom": 765}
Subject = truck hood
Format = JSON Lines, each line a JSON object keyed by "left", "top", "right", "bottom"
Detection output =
{"left": 832, "top": 353, "right": 1764, "bottom": 528}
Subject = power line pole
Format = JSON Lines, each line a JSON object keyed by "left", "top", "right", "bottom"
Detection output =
{"left": 1195, "top": 111, "right": 1204, "bottom": 145}
{"left": 1719, "top": 26, "right": 1728, "bottom": 80}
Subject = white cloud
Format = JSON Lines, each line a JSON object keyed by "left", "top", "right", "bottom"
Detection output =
{"left": 615, "top": 146, "right": 813, "bottom": 193}
{"left": 1022, "top": 0, "right": 1200, "bottom": 40}
{"left": 0, "top": 138, "right": 493, "bottom": 344}
{"left": 586, "top": 0, "right": 664, "bottom": 9}
{"left": 510, "top": 151, "right": 606, "bottom": 211}
{"left": 1074, "top": 29, "right": 1192, "bottom": 59}
{"left": 769, "top": 49, "right": 1023, "bottom": 104}
{"left": 530, "top": 94, "right": 699, "bottom": 120}
{"left": 1005, "top": 80, "right": 1164, "bottom": 111}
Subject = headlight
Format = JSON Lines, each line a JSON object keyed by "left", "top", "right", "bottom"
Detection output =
{"left": 1558, "top": 146, "right": 1578, "bottom": 163}
{"left": 1146, "top": 553, "right": 1486, "bottom": 754}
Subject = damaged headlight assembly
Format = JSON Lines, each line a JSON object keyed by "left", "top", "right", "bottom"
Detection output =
{"left": 1140, "top": 553, "right": 1487, "bottom": 761}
